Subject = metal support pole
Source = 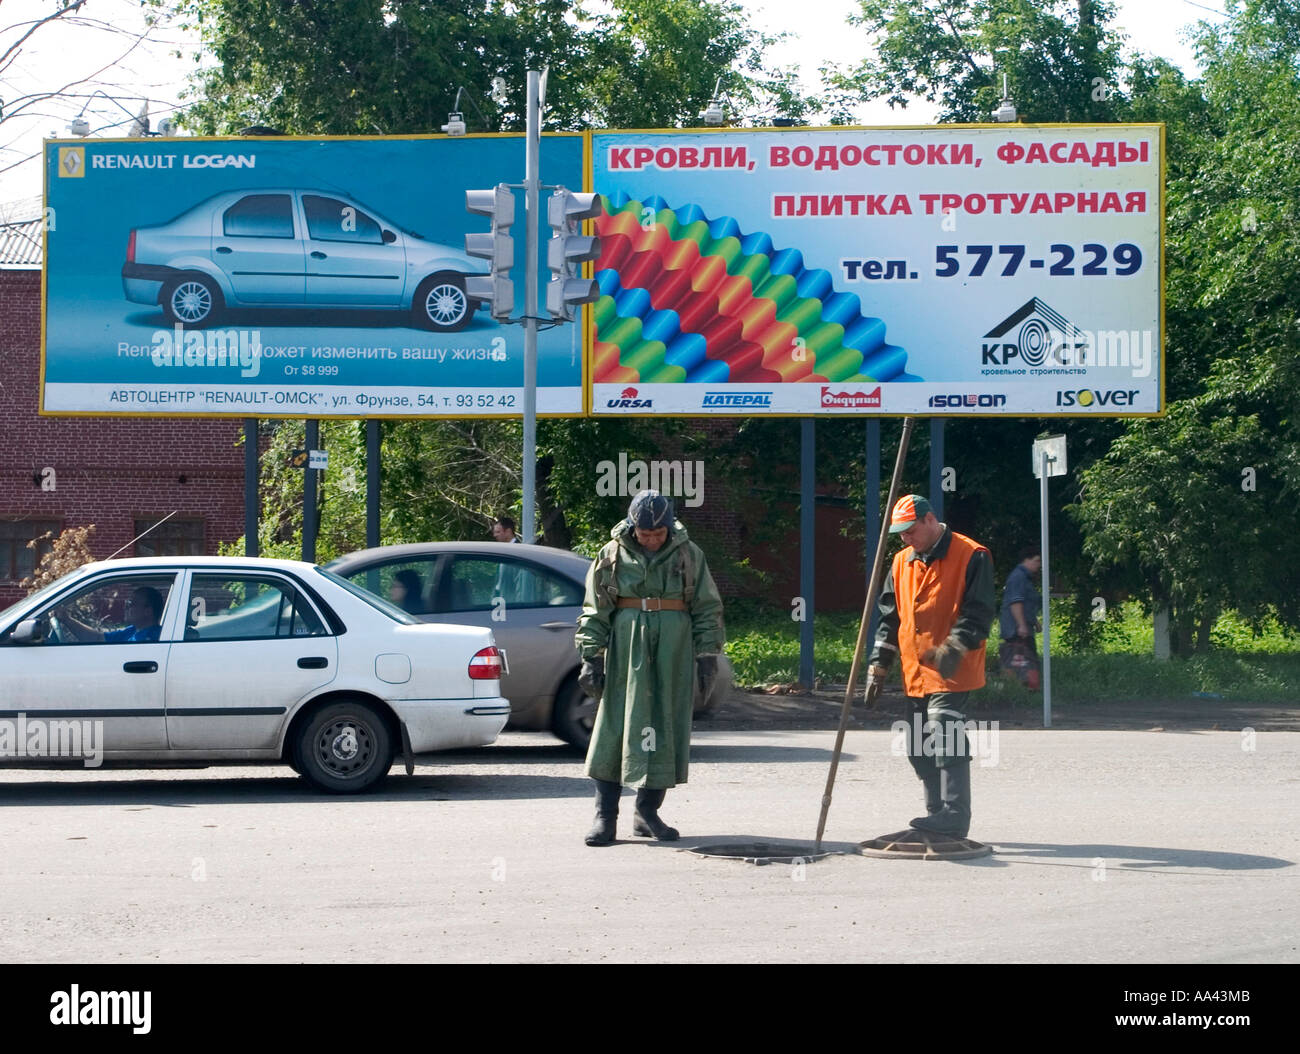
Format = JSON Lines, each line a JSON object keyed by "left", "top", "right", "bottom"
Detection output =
{"left": 866, "top": 418, "right": 880, "bottom": 647}
{"left": 366, "top": 419, "right": 380, "bottom": 550}
{"left": 799, "top": 418, "right": 815, "bottom": 688}
{"left": 243, "top": 418, "right": 259, "bottom": 557}
{"left": 521, "top": 70, "right": 541, "bottom": 544}
{"left": 1040, "top": 451, "right": 1052, "bottom": 728}
{"left": 303, "top": 419, "right": 318, "bottom": 564}
{"left": 929, "top": 418, "right": 945, "bottom": 520}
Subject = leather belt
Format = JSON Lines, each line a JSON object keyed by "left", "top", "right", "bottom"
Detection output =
{"left": 616, "top": 597, "right": 687, "bottom": 611}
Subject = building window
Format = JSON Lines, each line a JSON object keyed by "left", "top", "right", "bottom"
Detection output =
{"left": 135, "top": 518, "right": 205, "bottom": 557}
{"left": 0, "top": 520, "right": 62, "bottom": 582}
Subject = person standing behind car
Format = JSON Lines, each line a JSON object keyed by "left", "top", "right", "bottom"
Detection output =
{"left": 574, "top": 490, "right": 724, "bottom": 847}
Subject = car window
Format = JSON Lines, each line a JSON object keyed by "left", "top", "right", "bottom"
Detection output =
{"left": 0, "top": 567, "right": 93, "bottom": 627}
{"left": 438, "top": 557, "right": 583, "bottom": 613}
{"left": 185, "top": 574, "right": 326, "bottom": 641}
{"left": 27, "top": 574, "right": 176, "bottom": 645}
{"left": 339, "top": 558, "right": 438, "bottom": 616}
{"left": 315, "top": 567, "right": 418, "bottom": 624}
{"left": 223, "top": 194, "right": 295, "bottom": 239}
{"left": 303, "top": 195, "right": 384, "bottom": 245}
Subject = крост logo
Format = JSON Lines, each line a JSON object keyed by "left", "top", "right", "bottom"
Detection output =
{"left": 981, "top": 298, "right": 1088, "bottom": 369}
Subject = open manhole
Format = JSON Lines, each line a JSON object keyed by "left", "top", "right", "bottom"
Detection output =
{"left": 858, "top": 829, "right": 994, "bottom": 860}
{"left": 686, "top": 841, "right": 839, "bottom": 865}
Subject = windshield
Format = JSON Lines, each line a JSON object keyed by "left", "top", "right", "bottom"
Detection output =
{"left": 0, "top": 567, "right": 93, "bottom": 626}
{"left": 315, "top": 566, "right": 418, "bottom": 624}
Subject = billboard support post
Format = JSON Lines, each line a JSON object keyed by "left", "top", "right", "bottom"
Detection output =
{"left": 522, "top": 70, "right": 541, "bottom": 544}
{"left": 366, "top": 419, "right": 380, "bottom": 550}
{"left": 1032, "top": 434, "right": 1067, "bottom": 729}
{"left": 929, "top": 419, "right": 945, "bottom": 520}
{"left": 303, "top": 419, "right": 319, "bottom": 563}
{"left": 799, "top": 418, "right": 815, "bottom": 688}
{"left": 866, "top": 419, "right": 881, "bottom": 647}
{"left": 244, "top": 418, "right": 259, "bottom": 558}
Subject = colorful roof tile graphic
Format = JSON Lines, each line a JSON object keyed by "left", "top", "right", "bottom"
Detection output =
{"left": 592, "top": 192, "right": 916, "bottom": 385}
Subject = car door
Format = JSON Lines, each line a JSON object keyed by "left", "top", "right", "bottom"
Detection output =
{"left": 164, "top": 571, "right": 337, "bottom": 750}
{"left": 300, "top": 194, "right": 406, "bottom": 307}
{"left": 0, "top": 571, "right": 179, "bottom": 753}
{"left": 213, "top": 193, "right": 307, "bottom": 304}
{"left": 430, "top": 555, "right": 584, "bottom": 713}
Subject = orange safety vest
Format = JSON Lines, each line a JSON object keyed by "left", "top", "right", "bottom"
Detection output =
{"left": 894, "top": 530, "right": 988, "bottom": 697}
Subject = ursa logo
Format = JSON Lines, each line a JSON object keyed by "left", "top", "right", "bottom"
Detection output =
{"left": 607, "top": 386, "right": 653, "bottom": 409}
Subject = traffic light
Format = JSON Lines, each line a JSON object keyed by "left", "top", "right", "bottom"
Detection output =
{"left": 465, "top": 184, "right": 515, "bottom": 320}
{"left": 546, "top": 188, "right": 602, "bottom": 322}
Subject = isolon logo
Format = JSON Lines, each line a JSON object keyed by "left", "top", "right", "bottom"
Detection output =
{"left": 927, "top": 393, "right": 1008, "bottom": 409}
{"left": 702, "top": 391, "right": 773, "bottom": 408}
{"left": 820, "top": 386, "right": 881, "bottom": 409}
{"left": 1056, "top": 388, "right": 1141, "bottom": 408}
{"left": 981, "top": 298, "right": 1087, "bottom": 368}
{"left": 606, "top": 386, "right": 653, "bottom": 409}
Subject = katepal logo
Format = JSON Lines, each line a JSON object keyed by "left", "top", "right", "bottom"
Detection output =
{"left": 607, "top": 386, "right": 653, "bottom": 409}
{"left": 982, "top": 297, "right": 1085, "bottom": 367}
{"left": 820, "top": 386, "right": 881, "bottom": 409}
{"left": 58, "top": 146, "right": 85, "bottom": 178}
{"left": 702, "top": 391, "right": 773, "bottom": 408}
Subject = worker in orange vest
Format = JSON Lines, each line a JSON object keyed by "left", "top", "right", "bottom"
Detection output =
{"left": 867, "top": 494, "right": 996, "bottom": 837}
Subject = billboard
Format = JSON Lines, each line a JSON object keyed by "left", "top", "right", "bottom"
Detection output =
{"left": 589, "top": 125, "right": 1163, "bottom": 416}
{"left": 41, "top": 134, "right": 586, "bottom": 418}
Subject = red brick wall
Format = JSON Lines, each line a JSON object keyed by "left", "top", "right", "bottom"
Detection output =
{"left": 0, "top": 269, "right": 245, "bottom": 606}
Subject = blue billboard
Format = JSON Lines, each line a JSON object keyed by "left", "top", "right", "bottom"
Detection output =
{"left": 42, "top": 135, "right": 586, "bottom": 417}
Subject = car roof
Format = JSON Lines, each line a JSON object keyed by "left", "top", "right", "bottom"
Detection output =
{"left": 327, "top": 542, "right": 591, "bottom": 575}
{"left": 79, "top": 556, "right": 321, "bottom": 574}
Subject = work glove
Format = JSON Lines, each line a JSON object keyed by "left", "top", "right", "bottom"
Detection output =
{"left": 696, "top": 654, "right": 718, "bottom": 699}
{"left": 578, "top": 656, "right": 605, "bottom": 697}
{"left": 862, "top": 664, "right": 888, "bottom": 706}
{"left": 920, "top": 640, "right": 966, "bottom": 679}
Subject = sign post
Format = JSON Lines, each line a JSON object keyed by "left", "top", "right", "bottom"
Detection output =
{"left": 1032, "top": 433, "right": 1067, "bottom": 728}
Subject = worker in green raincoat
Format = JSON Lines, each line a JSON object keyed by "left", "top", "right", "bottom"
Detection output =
{"left": 575, "top": 490, "right": 725, "bottom": 846}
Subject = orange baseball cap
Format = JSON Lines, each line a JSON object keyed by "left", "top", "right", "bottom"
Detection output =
{"left": 889, "top": 493, "right": 933, "bottom": 533}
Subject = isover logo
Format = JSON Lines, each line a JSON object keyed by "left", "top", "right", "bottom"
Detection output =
{"left": 607, "top": 386, "right": 652, "bottom": 409}
{"left": 1056, "top": 388, "right": 1140, "bottom": 408}
{"left": 702, "top": 391, "right": 773, "bottom": 408}
{"left": 981, "top": 298, "right": 1087, "bottom": 367}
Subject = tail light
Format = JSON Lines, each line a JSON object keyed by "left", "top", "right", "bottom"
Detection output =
{"left": 468, "top": 645, "right": 502, "bottom": 680}
{"left": 126, "top": 229, "right": 136, "bottom": 263}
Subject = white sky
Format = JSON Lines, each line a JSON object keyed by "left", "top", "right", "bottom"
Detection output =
{"left": 0, "top": 0, "right": 1228, "bottom": 211}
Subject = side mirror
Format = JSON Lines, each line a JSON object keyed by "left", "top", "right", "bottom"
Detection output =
{"left": 382, "top": 229, "right": 397, "bottom": 244}
{"left": 11, "top": 618, "right": 46, "bottom": 644}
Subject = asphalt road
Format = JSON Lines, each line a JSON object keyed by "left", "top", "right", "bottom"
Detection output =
{"left": 1, "top": 728, "right": 1296, "bottom": 964}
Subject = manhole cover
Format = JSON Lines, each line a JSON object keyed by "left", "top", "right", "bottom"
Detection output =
{"left": 687, "top": 841, "right": 837, "bottom": 865}
{"left": 858, "top": 829, "right": 993, "bottom": 860}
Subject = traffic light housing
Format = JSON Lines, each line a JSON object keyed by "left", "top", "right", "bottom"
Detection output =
{"left": 465, "top": 184, "right": 515, "bottom": 320}
{"left": 546, "top": 188, "right": 602, "bottom": 322}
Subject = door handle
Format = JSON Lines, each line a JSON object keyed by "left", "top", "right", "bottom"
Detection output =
{"left": 123, "top": 661, "right": 158, "bottom": 673}
{"left": 539, "top": 621, "right": 577, "bottom": 630}
{"left": 298, "top": 656, "right": 328, "bottom": 669}
{"left": 215, "top": 246, "right": 233, "bottom": 254}
{"left": 310, "top": 251, "right": 327, "bottom": 259}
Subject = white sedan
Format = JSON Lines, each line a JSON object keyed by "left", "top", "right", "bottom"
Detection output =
{"left": 0, "top": 557, "right": 510, "bottom": 793}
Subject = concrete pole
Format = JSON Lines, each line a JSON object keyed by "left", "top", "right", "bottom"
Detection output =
{"left": 521, "top": 70, "right": 540, "bottom": 544}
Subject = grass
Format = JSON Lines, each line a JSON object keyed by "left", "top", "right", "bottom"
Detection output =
{"left": 723, "top": 600, "right": 1300, "bottom": 704}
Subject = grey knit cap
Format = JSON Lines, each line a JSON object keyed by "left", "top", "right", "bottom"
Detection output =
{"left": 627, "top": 489, "right": 674, "bottom": 529}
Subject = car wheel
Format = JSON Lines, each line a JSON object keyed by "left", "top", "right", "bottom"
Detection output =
{"left": 552, "top": 673, "right": 597, "bottom": 753}
{"left": 294, "top": 700, "right": 393, "bottom": 794}
{"left": 413, "top": 272, "right": 471, "bottom": 331}
{"left": 161, "top": 274, "right": 222, "bottom": 327}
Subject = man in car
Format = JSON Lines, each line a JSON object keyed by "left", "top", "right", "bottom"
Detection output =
{"left": 58, "top": 585, "right": 166, "bottom": 643}
{"left": 866, "top": 495, "right": 995, "bottom": 839}
{"left": 574, "top": 490, "right": 725, "bottom": 847}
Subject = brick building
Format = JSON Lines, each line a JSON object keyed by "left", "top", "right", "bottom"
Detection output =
{"left": 1, "top": 221, "right": 246, "bottom": 608}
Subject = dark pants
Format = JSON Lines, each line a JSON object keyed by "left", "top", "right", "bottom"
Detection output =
{"left": 905, "top": 691, "right": 972, "bottom": 776}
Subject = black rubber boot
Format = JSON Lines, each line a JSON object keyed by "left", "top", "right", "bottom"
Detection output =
{"left": 584, "top": 779, "right": 621, "bottom": 846}
{"left": 910, "top": 761, "right": 972, "bottom": 838}
{"left": 908, "top": 754, "right": 942, "bottom": 816}
{"left": 632, "top": 788, "right": 679, "bottom": 841}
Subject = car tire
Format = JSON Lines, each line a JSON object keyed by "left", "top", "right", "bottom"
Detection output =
{"left": 161, "top": 274, "right": 223, "bottom": 328}
{"left": 413, "top": 272, "right": 472, "bottom": 331}
{"left": 294, "top": 699, "right": 393, "bottom": 794}
{"left": 552, "top": 673, "right": 597, "bottom": 753}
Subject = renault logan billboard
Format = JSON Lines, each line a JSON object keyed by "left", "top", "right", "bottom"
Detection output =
{"left": 42, "top": 135, "right": 585, "bottom": 418}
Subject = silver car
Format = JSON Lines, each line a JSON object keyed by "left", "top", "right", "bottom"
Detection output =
{"left": 121, "top": 188, "right": 486, "bottom": 330}
{"left": 325, "top": 542, "right": 732, "bottom": 751}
